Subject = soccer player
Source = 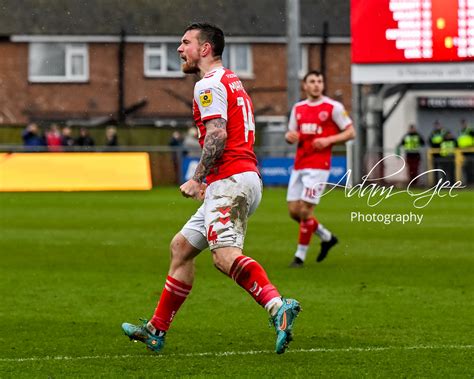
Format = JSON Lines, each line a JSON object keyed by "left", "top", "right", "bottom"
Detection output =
{"left": 122, "top": 23, "right": 300, "bottom": 354}
{"left": 286, "top": 70, "right": 355, "bottom": 267}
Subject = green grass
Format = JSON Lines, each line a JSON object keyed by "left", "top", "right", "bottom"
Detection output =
{"left": 0, "top": 187, "right": 473, "bottom": 378}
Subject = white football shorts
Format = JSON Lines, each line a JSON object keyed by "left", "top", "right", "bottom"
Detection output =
{"left": 181, "top": 171, "right": 262, "bottom": 251}
{"left": 286, "top": 168, "right": 330, "bottom": 205}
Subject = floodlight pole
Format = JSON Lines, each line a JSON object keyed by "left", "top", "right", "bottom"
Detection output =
{"left": 118, "top": 28, "right": 126, "bottom": 125}
{"left": 351, "top": 83, "right": 363, "bottom": 184}
{"left": 286, "top": 0, "right": 301, "bottom": 112}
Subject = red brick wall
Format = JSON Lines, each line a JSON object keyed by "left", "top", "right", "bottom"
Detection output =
{"left": 0, "top": 41, "right": 352, "bottom": 125}
{"left": 324, "top": 44, "right": 353, "bottom": 111}
{"left": 0, "top": 43, "right": 29, "bottom": 124}
{"left": 307, "top": 44, "right": 353, "bottom": 111}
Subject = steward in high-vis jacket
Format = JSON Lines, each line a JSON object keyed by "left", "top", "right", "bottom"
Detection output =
{"left": 399, "top": 124, "right": 425, "bottom": 182}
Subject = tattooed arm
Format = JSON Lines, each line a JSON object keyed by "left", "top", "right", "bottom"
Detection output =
{"left": 192, "top": 118, "right": 227, "bottom": 183}
{"left": 179, "top": 118, "right": 227, "bottom": 199}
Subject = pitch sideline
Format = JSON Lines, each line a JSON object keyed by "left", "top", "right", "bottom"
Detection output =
{"left": 1, "top": 344, "right": 473, "bottom": 363}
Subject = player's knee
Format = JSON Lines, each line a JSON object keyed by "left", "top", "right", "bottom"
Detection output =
{"left": 288, "top": 209, "right": 300, "bottom": 221}
{"left": 300, "top": 209, "right": 313, "bottom": 220}
{"left": 300, "top": 203, "right": 314, "bottom": 220}
{"left": 212, "top": 248, "right": 241, "bottom": 275}
{"left": 211, "top": 252, "right": 227, "bottom": 273}
{"left": 288, "top": 204, "right": 301, "bottom": 221}
{"left": 169, "top": 234, "right": 190, "bottom": 265}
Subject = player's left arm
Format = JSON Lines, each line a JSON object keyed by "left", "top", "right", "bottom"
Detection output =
{"left": 327, "top": 124, "right": 356, "bottom": 144}
{"left": 180, "top": 118, "right": 227, "bottom": 199}
{"left": 313, "top": 103, "right": 355, "bottom": 150}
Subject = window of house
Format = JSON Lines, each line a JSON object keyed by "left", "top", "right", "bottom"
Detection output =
{"left": 29, "top": 43, "right": 89, "bottom": 82}
{"left": 222, "top": 44, "right": 253, "bottom": 78}
{"left": 144, "top": 43, "right": 183, "bottom": 77}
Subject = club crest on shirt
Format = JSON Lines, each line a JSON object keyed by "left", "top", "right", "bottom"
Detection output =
{"left": 318, "top": 111, "right": 329, "bottom": 122}
{"left": 199, "top": 89, "right": 213, "bottom": 107}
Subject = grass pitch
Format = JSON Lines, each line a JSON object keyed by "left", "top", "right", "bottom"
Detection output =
{"left": 0, "top": 187, "right": 472, "bottom": 377}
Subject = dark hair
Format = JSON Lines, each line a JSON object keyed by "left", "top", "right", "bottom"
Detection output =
{"left": 184, "top": 22, "right": 225, "bottom": 58}
{"left": 303, "top": 70, "right": 323, "bottom": 82}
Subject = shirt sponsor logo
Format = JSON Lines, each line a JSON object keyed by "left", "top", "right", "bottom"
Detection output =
{"left": 301, "top": 123, "right": 322, "bottom": 134}
{"left": 319, "top": 111, "right": 329, "bottom": 121}
{"left": 199, "top": 89, "right": 213, "bottom": 107}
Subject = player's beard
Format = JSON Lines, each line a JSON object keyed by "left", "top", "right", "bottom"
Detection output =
{"left": 181, "top": 60, "right": 200, "bottom": 74}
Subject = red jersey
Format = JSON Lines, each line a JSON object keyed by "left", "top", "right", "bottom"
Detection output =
{"left": 289, "top": 97, "right": 352, "bottom": 170}
{"left": 193, "top": 67, "right": 258, "bottom": 184}
{"left": 46, "top": 132, "right": 62, "bottom": 152}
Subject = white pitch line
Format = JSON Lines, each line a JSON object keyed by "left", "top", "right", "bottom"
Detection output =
{"left": 0, "top": 345, "right": 472, "bottom": 363}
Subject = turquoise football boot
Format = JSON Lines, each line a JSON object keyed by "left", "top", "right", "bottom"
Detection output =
{"left": 122, "top": 319, "right": 165, "bottom": 353}
{"left": 270, "top": 298, "right": 301, "bottom": 354}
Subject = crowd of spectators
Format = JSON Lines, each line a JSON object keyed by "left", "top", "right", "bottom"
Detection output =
{"left": 22, "top": 123, "right": 119, "bottom": 151}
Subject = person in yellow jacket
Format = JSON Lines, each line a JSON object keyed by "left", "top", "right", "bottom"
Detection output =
{"left": 457, "top": 119, "right": 474, "bottom": 184}
{"left": 428, "top": 120, "right": 447, "bottom": 181}
{"left": 457, "top": 119, "right": 473, "bottom": 149}
{"left": 398, "top": 124, "right": 425, "bottom": 183}
{"left": 439, "top": 131, "right": 457, "bottom": 182}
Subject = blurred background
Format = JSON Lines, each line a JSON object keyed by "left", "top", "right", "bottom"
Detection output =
{"left": 0, "top": 0, "right": 472, "bottom": 190}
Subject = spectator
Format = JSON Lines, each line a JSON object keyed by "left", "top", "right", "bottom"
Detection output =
{"left": 457, "top": 119, "right": 474, "bottom": 184}
{"left": 22, "top": 122, "right": 45, "bottom": 149}
{"left": 428, "top": 120, "right": 446, "bottom": 181}
{"left": 169, "top": 130, "right": 184, "bottom": 173}
{"left": 183, "top": 127, "right": 200, "bottom": 157}
{"left": 61, "top": 126, "right": 75, "bottom": 148}
{"left": 105, "top": 126, "right": 118, "bottom": 147}
{"left": 46, "top": 123, "right": 63, "bottom": 152}
{"left": 457, "top": 119, "right": 473, "bottom": 149}
{"left": 439, "top": 131, "right": 457, "bottom": 182}
{"left": 398, "top": 124, "right": 425, "bottom": 184}
{"left": 76, "top": 127, "right": 95, "bottom": 148}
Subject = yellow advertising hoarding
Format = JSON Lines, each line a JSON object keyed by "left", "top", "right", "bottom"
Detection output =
{"left": 0, "top": 152, "right": 152, "bottom": 191}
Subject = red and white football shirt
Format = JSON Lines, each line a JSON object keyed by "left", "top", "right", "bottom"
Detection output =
{"left": 193, "top": 67, "right": 258, "bottom": 184}
{"left": 289, "top": 97, "right": 352, "bottom": 170}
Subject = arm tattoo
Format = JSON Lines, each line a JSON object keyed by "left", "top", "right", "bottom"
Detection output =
{"left": 192, "top": 118, "right": 227, "bottom": 183}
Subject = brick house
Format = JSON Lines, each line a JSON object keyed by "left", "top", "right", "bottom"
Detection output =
{"left": 0, "top": 0, "right": 351, "bottom": 128}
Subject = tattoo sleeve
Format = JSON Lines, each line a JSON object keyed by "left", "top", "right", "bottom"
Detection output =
{"left": 192, "top": 118, "right": 227, "bottom": 183}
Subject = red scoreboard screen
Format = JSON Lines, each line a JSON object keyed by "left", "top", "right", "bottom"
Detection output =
{"left": 351, "top": 0, "right": 474, "bottom": 63}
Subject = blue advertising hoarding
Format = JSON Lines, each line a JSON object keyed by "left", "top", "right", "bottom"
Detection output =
{"left": 182, "top": 156, "right": 347, "bottom": 186}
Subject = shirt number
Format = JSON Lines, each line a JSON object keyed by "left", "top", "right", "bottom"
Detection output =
{"left": 237, "top": 96, "right": 255, "bottom": 143}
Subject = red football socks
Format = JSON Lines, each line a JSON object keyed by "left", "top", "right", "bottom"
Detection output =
{"left": 229, "top": 255, "right": 281, "bottom": 307}
{"left": 298, "top": 217, "right": 318, "bottom": 245}
{"left": 150, "top": 276, "right": 192, "bottom": 332}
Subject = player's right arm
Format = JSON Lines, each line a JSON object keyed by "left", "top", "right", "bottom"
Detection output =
{"left": 180, "top": 76, "right": 228, "bottom": 200}
{"left": 180, "top": 118, "right": 227, "bottom": 200}
{"left": 192, "top": 118, "right": 227, "bottom": 183}
{"left": 285, "top": 105, "right": 299, "bottom": 144}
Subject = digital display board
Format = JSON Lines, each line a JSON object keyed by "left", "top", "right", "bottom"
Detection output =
{"left": 351, "top": 0, "right": 474, "bottom": 63}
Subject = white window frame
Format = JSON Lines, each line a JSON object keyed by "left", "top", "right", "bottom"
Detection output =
{"left": 28, "top": 43, "right": 89, "bottom": 83}
{"left": 144, "top": 43, "right": 184, "bottom": 78}
{"left": 224, "top": 44, "right": 253, "bottom": 79}
{"left": 298, "top": 45, "right": 309, "bottom": 79}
